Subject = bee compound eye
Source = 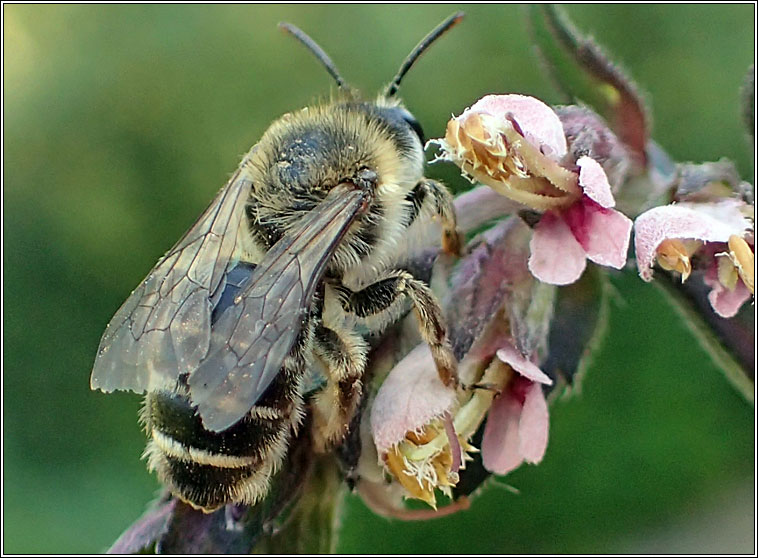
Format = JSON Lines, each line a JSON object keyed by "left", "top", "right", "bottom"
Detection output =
{"left": 391, "top": 106, "right": 425, "bottom": 145}
{"left": 403, "top": 114, "right": 425, "bottom": 144}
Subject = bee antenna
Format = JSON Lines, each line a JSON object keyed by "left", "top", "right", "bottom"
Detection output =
{"left": 279, "top": 22, "right": 349, "bottom": 90}
{"left": 385, "top": 11, "right": 465, "bottom": 98}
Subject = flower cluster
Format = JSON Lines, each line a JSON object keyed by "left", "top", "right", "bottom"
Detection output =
{"left": 370, "top": 340, "right": 552, "bottom": 509}
{"left": 431, "top": 93, "right": 754, "bottom": 315}
{"left": 635, "top": 199, "right": 754, "bottom": 317}
{"left": 430, "top": 94, "right": 633, "bottom": 286}
{"left": 371, "top": 92, "right": 754, "bottom": 510}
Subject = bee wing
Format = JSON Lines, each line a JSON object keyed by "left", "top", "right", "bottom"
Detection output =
{"left": 90, "top": 163, "right": 254, "bottom": 395}
{"left": 188, "top": 184, "right": 367, "bottom": 432}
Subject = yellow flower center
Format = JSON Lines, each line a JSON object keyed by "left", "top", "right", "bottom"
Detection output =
{"left": 384, "top": 422, "right": 456, "bottom": 508}
{"left": 438, "top": 113, "right": 580, "bottom": 211}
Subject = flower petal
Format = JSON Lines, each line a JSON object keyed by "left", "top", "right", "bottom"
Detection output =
{"left": 452, "top": 185, "right": 524, "bottom": 235}
{"left": 481, "top": 391, "right": 523, "bottom": 475}
{"left": 577, "top": 156, "right": 615, "bottom": 208}
{"left": 518, "top": 382, "right": 550, "bottom": 465}
{"left": 496, "top": 344, "right": 553, "bottom": 385}
{"left": 634, "top": 200, "right": 751, "bottom": 281}
{"left": 371, "top": 344, "right": 458, "bottom": 454}
{"left": 529, "top": 211, "right": 588, "bottom": 285}
{"left": 564, "top": 199, "right": 632, "bottom": 269}
{"left": 108, "top": 499, "right": 177, "bottom": 554}
{"left": 469, "top": 94, "right": 567, "bottom": 159}
{"left": 705, "top": 267, "right": 753, "bottom": 318}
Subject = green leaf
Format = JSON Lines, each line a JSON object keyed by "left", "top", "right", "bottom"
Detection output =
{"left": 542, "top": 266, "right": 612, "bottom": 398}
{"left": 741, "top": 65, "right": 754, "bottom": 143}
{"left": 653, "top": 272, "right": 754, "bottom": 405}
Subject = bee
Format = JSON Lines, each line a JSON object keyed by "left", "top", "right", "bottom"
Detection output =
{"left": 90, "top": 13, "right": 464, "bottom": 513}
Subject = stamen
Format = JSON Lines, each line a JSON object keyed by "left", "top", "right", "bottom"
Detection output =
{"left": 656, "top": 238, "right": 701, "bottom": 281}
{"left": 728, "top": 235, "right": 754, "bottom": 294}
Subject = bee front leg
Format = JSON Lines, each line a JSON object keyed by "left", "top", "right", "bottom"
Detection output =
{"left": 405, "top": 179, "right": 462, "bottom": 256}
{"left": 311, "top": 323, "right": 369, "bottom": 453}
{"left": 336, "top": 272, "right": 458, "bottom": 387}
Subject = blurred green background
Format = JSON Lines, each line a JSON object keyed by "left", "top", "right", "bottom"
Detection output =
{"left": 3, "top": 4, "right": 754, "bottom": 554}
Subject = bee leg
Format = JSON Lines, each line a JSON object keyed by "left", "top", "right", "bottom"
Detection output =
{"left": 310, "top": 323, "right": 368, "bottom": 452}
{"left": 405, "top": 179, "right": 462, "bottom": 256}
{"left": 336, "top": 271, "right": 458, "bottom": 387}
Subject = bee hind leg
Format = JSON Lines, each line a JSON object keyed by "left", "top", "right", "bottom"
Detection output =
{"left": 310, "top": 323, "right": 368, "bottom": 453}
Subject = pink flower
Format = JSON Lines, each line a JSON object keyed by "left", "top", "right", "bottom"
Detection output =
{"left": 704, "top": 255, "right": 753, "bottom": 318}
{"left": 369, "top": 337, "right": 554, "bottom": 506}
{"left": 481, "top": 344, "right": 552, "bottom": 475}
{"left": 528, "top": 156, "right": 633, "bottom": 285}
{"left": 369, "top": 344, "right": 461, "bottom": 508}
{"left": 371, "top": 344, "right": 458, "bottom": 457}
{"left": 430, "top": 94, "right": 632, "bottom": 286}
{"left": 430, "top": 94, "right": 579, "bottom": 211}
{"left": 634, "top": 200, "right": 754, "bottom": 318}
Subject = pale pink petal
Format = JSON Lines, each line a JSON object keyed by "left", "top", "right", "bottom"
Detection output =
{"left": 577, "top": 156, "right": 615, "bottom": 208}
{"left": 459, "top": 325, "right": 513, "bottom": 386}
{"left": 481, "top": 392, "right": 523, "bottom": 475}
{"left": 496, "top": 344, "right": 553, "bottom": 385}
{"left": 704, "top": 267, "right": 752, "bottom": 318}
{"left": 452, "top": 185, "right": 523, "bottom": 235}
{"left": 634, "top": 201, "right": 751, "bottom": 281}
{"left": 679, "top": 199, "right": 753, "bottom": 229}
{"left": 529, "top": 211, "right": 587, "bottom": 285}
{"left": 469, "top": 94, "right": 567, "bottom": 159}
{"left": 564, "top": 200, "right": 632, "bottom": 269}
{"left": 518, "top": 382, "right": 550, "bottom": 464}
{"left": 370, "top": 344, "right": 457, "bottom": 454}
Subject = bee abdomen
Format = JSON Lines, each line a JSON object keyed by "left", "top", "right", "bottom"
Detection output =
{"left": 147, "top": 391, "right": 285, "bottom": 462}
{"left": 144, "top": 390, "right": 295, "bottom": 512}
{"left": 142, "top": 281, "right": 314, "bottom": 512}
{"left": 156, "top": 455, "right": 275, "bottom": 513}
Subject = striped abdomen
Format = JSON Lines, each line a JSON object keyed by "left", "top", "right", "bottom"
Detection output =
{"left": 143, "top": 360, "right": 305, "bottom": 512}
{"left": 141, "top": 262, "right": 310, "bottom": 512}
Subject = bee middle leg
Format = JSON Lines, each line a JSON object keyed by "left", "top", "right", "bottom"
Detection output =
{"left": 336, "top": 271, "right": 458, "bottom": 387}
{"left": 310, "top": 323, "right": 369, "bottom": 452}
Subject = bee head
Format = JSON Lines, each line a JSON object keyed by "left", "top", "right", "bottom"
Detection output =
{"left": 250, "top": 15, "right": 464, "bottom": 244}
{"left": 273, "top": 12, "right": 464, "bottom": 184}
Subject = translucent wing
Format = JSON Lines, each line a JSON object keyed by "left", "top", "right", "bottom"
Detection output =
{"left": 91, "top": 163, "right": 254, "bottom": 395}
{"left": 188, "top": 184, "right": 367, "bottom": 432}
